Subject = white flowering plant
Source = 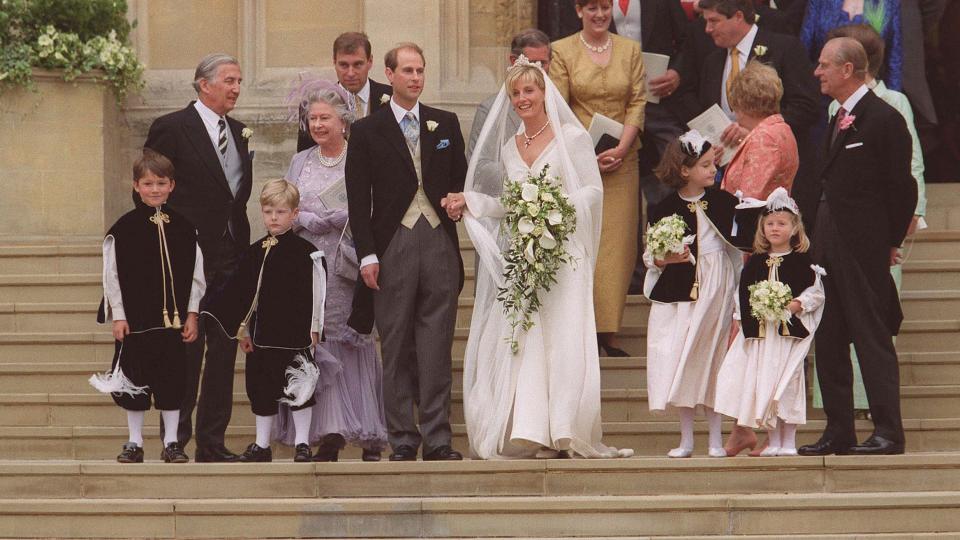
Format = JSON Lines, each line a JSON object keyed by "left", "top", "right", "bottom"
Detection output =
{"left": 748, "top": 279, "right": 793, "bottom": 327}
{"left": 497, "top": 164, "right": 577, "bottom": 353}
{"left": 645, "top": 214, "right": 691, "bottom": 261}
{"left": 0, "top": 1, "right": 144, "bottom": 104}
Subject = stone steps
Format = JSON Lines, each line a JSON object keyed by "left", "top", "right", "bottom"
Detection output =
{"left": 0, "top": 491, "right": 957, "bottom": 538}
{"left": 3, "top": 418, "right": 958, "bottom": 460}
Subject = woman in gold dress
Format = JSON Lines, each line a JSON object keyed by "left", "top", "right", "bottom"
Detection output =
{"left": 550, "top": 0, "right": 646, "bottom": 356}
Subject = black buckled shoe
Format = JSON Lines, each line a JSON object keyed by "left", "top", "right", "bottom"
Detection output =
{"left": 847, "top": 435, "right": 905, "bottom": 455}
{"left": 195, "top": 444, "right": 241, "bottom": 463}
{"left": 362, "top": 449, "right": 382, "bottom": 462}
{"left": 117, "top": 442, "right": 144, "bottom": 463}
{"left": 423, "top": 445, "right": 463, "bottom": 461}
{"left": 238, "top": 443, "right": 272, "bottom": 463}
{"left": 312, "top": 433, "right": 345, "bottom": 462}
{"left": 294, "top": 443, "right": 312, "bottom": 463}
{"left": 161, "top": 442, "right": 189, "bottom": 463}
{"left": 389, "top": 444, "right": 418, "bottom": 461}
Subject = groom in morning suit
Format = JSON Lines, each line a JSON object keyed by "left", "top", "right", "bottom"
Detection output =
{"left": 144, "top": 53, "right": 253, "bottom": 462}
{"left": 346, "top": 43, "right": 466, "bottom": 461}
{"left": 797, "top": 38, "right": 916, "bottom": 456}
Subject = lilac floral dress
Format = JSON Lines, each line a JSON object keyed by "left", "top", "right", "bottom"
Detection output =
{"left": 274, "top": 145, "right": 388, "bottom": 450}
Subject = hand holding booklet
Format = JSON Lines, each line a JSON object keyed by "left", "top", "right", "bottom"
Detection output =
{"left": 687, "top": 104, "right": 738, "bottom": 166}
{"left": 318, "top": 177, "right": 349, "bottom": 210}
{"left": 641, "top": 52, "right": 670, "bottom": 105}
{"left": 587, "top": 113, "right": 624, "bottom": 155}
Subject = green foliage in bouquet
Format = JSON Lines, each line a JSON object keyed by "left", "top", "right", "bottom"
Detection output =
{"left": 0, "top": 0, "right": 143, "bottom": 103}
{"left": 497, "top": 164, "right": 577, "bottom": 353}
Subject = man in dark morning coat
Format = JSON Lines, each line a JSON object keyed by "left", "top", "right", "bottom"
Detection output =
{"left": 144, "top": 53, "right": 253, "bottom": 462}
{"left": 296, "top": 32, "right": 392, "bottom": 152}
{"left": 345, "top": 43, "right": 466, "bottom": 462}
{"left": 797, "top": 37, "right": 917, "bottom": 456}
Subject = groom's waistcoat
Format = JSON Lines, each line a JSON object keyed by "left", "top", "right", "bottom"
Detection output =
{"left": 401, "top": 141, "right": 441, "bottom": 228}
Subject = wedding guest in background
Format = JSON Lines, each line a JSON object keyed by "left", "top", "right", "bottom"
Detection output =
{"left": 796, "top": 37, "right": 916, "bottom": 456}
{"left": 144, "top": 53, "right": 253, "bottom": 463}
{"left": 551, "top": 0, "right": 646, "bottom": 357}
{"left": 900, "top": 0, "right": 947, "bottom": 134}
{"left": 801, "top": 0, "right": 903, "bottom": 91}
{"left": 280, "top": 84, "right": 388, "bottom": 462}
{"left": 296, "top": 32, "right": 392, "bottom": 152}
{"left": 754, "top": 0, "right": 808, "bottom": 36}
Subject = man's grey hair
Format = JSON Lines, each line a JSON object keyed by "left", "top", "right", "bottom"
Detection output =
{"left": 300, "top": 88, "right": 356, "bottom": 134}
{"left": 828, "top": 37, "right": 868, "bottom": 80}
{"left": 192, "top": 53, "right": 240, "bottom": 93}
{"left": 510, "top": 28, "right": 552, "bottom": 59}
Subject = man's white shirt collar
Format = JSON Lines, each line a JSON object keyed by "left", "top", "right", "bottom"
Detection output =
{"left": 194, "top": 99, "right": 228, "bottom": 150}
{"left": 390, "top": 97, "right": 420, "bottom": 124}
{"left": 840, "top": 83, "right": 870, "bottom": 114}
{"left": 339, "top": 79, "right": 371, "bottom": 105}
{"left": 735, "top": 24, "right": 759, "bottom": 59}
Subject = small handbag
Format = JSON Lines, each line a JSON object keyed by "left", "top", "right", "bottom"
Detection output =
{"left": 333, "top": 219, "right": 359, "bottom": 281}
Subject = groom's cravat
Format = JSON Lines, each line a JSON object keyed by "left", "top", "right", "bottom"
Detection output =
{"left": 402, "top": 112, "right": 420, "bottom": 153}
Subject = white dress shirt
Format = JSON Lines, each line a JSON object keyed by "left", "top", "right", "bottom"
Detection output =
{"left": 359, "top": 97, "right": 423, "bottom": 269}
{"left": 340, "top": 79, "right": 371, "bottom": 117}
{"left": 194, "top": 99, "right": 228, "bottom": 153}
{"left": 838, "top": 83, "right": 870, "bottom": 115}
{"left": 612, "top": 0, "right": 643, "bottom": 44}
{"left": 101, "top": 237, "right": 206, "bottom": 324}
{"left": 720, "top": 24, "right": 759, "bottom": 117}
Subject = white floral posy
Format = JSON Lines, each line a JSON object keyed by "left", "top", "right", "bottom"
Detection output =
{"left": 241, "top": 127, "right": 253, "bottom": 139}
{"left": 753, "top": 45, "right": 768, "bottom": 57}
{"left": 380, "top": 94, "right": 390, "bottom": 104}
{"left": 426, "top": 120, "right": 439, "bottom": 132}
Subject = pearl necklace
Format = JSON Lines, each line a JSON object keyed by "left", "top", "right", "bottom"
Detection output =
{"left": 522, "top": 120, "right": 551, "bottom": 148}
{"left": 579, "top": 32, "right": 612, "bottom": 54}
{"left": 317, "top": 142, "right": 347, "bottom": 167}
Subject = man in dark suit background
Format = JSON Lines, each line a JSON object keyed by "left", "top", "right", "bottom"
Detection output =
{"left": 797, "top": 37, "right": 917, "bottom": 456}
{"left": 144, "top": 53, "right": 253, "bottom": 462}
{"left": 346, "top": 43, "right": 466, "bottom": 462}
{"left": 296, "top": 32, "right": 392, "bottom": 152}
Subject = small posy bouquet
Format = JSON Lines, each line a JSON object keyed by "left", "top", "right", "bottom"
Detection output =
{"left": 497, "top": 164, "right": 577, "bottom": 354}
{"left": 645, "top": 214, "right": 692, "bottom": 261}
{"left": 748, "top": 280, "right": 793, "bottom": 337}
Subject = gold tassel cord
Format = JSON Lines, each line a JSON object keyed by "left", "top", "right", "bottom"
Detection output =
{"left": 758, "top": 320, "right": 766, "bottom": 338}
{"left": 157, "top": 216, "right": 182, "bottom": 328}
{"left": 237, "top": 236, "right": 278, "bottom": 340}
{"left": 149, "top": 209, "right": 178, "bottom": 328}
{"left": 687, "top": 199, "right": 706, "bottom": 301}
{"left": 690, "top": 281, "right": 699, "bottom": 300}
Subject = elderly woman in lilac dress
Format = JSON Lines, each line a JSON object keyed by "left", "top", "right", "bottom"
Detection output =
{"left": 275, "top": 82, "right": 387, "bottom": 461}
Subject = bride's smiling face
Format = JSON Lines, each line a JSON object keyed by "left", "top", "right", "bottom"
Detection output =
{"left": 510, "top": 78, "right": 546, "bottom": 122}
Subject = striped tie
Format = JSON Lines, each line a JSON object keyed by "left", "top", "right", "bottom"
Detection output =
{"left": 217, "top": 118, "right": 228, "bottom": 156}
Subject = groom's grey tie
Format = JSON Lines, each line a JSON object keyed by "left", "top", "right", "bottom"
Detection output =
{"left": 402, "top": 112, "right": 420, "bottom": 153}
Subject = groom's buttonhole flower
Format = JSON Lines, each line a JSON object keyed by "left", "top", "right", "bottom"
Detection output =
{"left": 426, "top": 120, "right": 439, "bottom": 132}
{"left": 380, "top": 94, "right": 391, "bottom": 104}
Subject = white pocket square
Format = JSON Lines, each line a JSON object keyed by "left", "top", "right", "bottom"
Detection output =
{"left": 436, "top": 139, "right": 450, "bottom": 150}
{"left": 844, "top": 142, "right": 864, "bottom": 149}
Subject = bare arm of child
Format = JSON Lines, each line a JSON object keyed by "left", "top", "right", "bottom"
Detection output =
{"left": 655, "top": 246, "right": 692, "bottom": 268}
{"left": 181, "top": 313, "right": 199, "bottom": 343}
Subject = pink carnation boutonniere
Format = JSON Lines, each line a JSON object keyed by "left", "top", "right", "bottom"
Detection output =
{"left": 838, "top": 114, "right": 856, "bottom": 132}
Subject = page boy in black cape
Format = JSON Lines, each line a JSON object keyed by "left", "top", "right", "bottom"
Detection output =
{"left": 204, "top": 179, "right": 327, "bottom": 463}
{"left": 91, "top": 149, "right": 205, "bottom": 464}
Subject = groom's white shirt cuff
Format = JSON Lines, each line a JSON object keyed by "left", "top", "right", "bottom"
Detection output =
{"left": 361, "top": 254, "right": 379, "bottom": 268}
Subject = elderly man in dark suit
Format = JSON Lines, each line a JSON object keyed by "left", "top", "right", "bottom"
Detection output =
{"left": 797, "top": 37, "right": 917, "bottom": 456}
{"left": 296, "top": 32, "right": 392, "bottom": 152}
{"left": 144, "top": 53, "right": 253, "bottom": 462}
{"left": 346, "top": 43, "right": 466, "bottom": 462}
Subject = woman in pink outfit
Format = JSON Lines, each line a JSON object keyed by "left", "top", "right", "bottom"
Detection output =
{"left": 721, "top": 61, "right": 799, "bottom": 200}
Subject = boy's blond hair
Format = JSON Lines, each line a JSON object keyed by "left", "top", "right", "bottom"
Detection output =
{"left": 260, "top": 179, "right": 299, "bottom": 209}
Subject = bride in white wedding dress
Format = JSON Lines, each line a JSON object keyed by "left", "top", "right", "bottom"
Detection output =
{"left": 443, "top": 58, "right": 632, "bottom": 459}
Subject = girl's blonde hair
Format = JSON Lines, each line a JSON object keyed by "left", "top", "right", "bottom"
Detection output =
{"left": 753, "top": 209, "right": 810, "bottom": 253}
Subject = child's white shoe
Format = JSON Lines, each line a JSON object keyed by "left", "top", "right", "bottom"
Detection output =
{"left": 667, "top": 447, "right": 693, "bottom": 458}
{"left": 708, "top": 447, "right": 727, "bottom": 458}
{"left": 777, "top": 447, "right": 798, "bottom": 456}
{"left": 760, "top": 446, "right": 781, "bottom": 457}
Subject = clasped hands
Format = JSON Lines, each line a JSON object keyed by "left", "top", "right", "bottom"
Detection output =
{"left": 112, "top": 312, "right": 199, "bottom": 343}
{"left": 441, "top": 192, "right": 466, "bottom": 222}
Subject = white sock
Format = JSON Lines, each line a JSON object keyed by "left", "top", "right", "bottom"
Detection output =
{"left": 160, "top": 410, "right": 180, "bottom": 446}
{"left": 767, "top": 420, "right": 783, "bottom": 448}
{"left": 677, "top": 407, "right": 695, "bottom": 450}
{"left": 781, "top": 422, "right": 797, "bottom": 451}
{"left": 706, "top": 408, "right": 723, "bottom": 449}
{"left": 292, "top": 408, "right": 312, "bottom": 446}
{"left": 126, "top": 410, "right": 145, "bottom": 447}
{"left": 255, "top": 414, "right": 275, "bottom": 449}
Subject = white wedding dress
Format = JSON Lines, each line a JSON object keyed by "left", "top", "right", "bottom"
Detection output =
{"left": 461, "top": 66, "right": 631, "bottom": 459}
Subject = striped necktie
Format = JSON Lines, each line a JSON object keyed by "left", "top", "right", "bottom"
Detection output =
{"left": 217, "top": 118, "right": 228, "bottom": 156}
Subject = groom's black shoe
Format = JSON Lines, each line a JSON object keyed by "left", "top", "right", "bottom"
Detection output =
{"left": 797, "top": 437, "right": 854, "bottom": 456}
{"left": 847, "top": 435, "right": 904, "bottom": 455}
{"left": 423, "top": 445, "right": 463, "bottom": 461}
{"left": 389, "top": 445, "right": 417, "bottom": 461}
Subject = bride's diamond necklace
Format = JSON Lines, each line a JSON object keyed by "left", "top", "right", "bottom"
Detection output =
{"left": 523, "top": 120, "right": 550, "bottom": 148}
{"left": 579, "top": 32, "right": 612, "bottom": 53}
{"left": 317, "top": 141, "right": 347, "bottom": 167}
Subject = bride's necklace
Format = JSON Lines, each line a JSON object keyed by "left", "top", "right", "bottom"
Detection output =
{"left": 522, "top": 120, "right": 550, "bottom": 148}
{"left": 317, "top": 142, "right": 347, "bottom": 167}
{"left": 579, "top": 32, "right": 612, "bottom": 54}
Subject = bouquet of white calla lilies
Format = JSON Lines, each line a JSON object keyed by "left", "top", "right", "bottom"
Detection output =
{"left": 498, "top": 164, "right": 577, "bottom": 353}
